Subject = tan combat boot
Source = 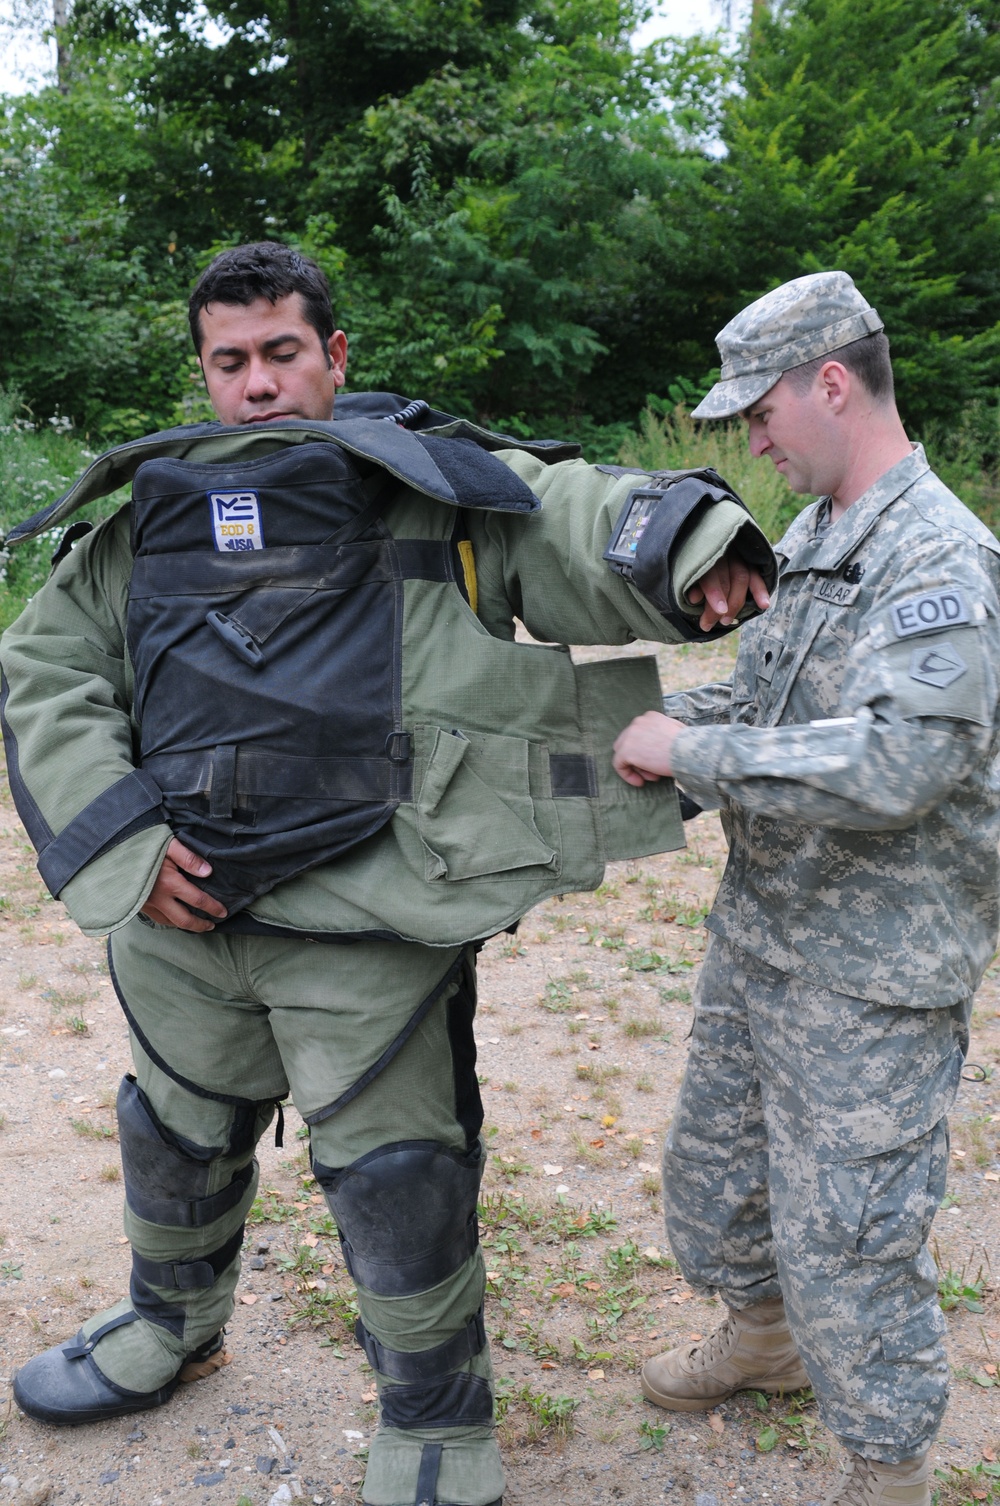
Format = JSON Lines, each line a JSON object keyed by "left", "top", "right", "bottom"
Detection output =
{"left": 640, "top": 1296, "right": 809, "bottom": 1412}
{"left": 821, "top": 1452, "right": 930, "bottom": 1506}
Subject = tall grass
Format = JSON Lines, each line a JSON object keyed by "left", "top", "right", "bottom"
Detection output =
{"left": 619, "top": 401, "right": 1000, "bottom": 544}
{"left": 0, "top": 387, "right": 124, "bottom": 634}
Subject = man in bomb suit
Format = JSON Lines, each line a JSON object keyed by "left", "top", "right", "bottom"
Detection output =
{"left": 1, "top": 242, "right": 774, "bottom": 1506}
{"left": 612, "top": 272, "right": 1000, "bottom": 1506}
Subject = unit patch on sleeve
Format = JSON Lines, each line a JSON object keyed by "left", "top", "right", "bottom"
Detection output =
{"left": 209, "top": 489, "right": 265, "bottom": 552}
{"left": 908, "top": 640, "right": 968, "bottom": 689}
{"left": 890, "top": 587, "right": 969, "bottom": 638}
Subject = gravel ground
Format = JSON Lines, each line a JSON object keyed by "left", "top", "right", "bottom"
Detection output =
{"left": 1, "top": 638, "right": 998, "bottom": 1506}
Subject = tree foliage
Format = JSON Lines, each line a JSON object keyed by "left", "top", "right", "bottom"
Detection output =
{"left": 0, "top": 0, "right": 998, "bottom": 442}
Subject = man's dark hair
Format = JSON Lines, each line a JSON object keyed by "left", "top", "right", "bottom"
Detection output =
{"left": 189, "top": 242, "right": 335, "bottom": 355}
{"left": 784, "top": 331, "right": 895, "bottom": 404}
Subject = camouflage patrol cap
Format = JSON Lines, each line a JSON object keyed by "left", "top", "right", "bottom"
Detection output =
{"left": 691, "top": 271, "right": 884, "bottom": 420}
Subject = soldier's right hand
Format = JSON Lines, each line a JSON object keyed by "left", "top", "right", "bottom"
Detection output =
{"left": 140, "top": 838, "right": 228, "bottom": 931}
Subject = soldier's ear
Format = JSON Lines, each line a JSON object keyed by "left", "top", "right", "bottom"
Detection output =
{"left": 818, "top": 360, "right": 850, "bottom": 413}
{"left": 328, "top": 331, "right": 348, "bottom": 388}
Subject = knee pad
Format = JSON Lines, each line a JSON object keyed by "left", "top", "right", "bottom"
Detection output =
{"left": 312, "top": 1138, "right": 484, "bottom": 1297}
{"left": 117, "top": 1074, "right": 256, "bottom": 1229}
{"left": 313, "top": 1139, "right": 491, "bottom": 1432}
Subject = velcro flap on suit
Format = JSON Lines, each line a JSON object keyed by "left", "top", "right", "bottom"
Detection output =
{"left": 573, "top": 656, "right": 683, "bottom": 859}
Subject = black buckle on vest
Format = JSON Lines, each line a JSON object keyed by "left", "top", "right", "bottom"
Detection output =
{"left": 205, "top": 610, "right": 265, "bottom": 668}
{"left": 385, "top": 730, "right": 412, "bottom": 764}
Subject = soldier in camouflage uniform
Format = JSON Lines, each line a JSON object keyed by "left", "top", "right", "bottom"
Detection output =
{"left": 613, "top": 271, "right": 1000, "bottom": 1506}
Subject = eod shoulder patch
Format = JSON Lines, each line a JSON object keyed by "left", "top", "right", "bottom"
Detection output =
{"left": 890, "top": 587, "right": 968, "bottom": 638}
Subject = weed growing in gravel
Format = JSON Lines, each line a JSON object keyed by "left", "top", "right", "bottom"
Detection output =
{"left": 933, "top": 1461, "right": 1000, "bottom": 1505}
{"left": 44, "top": 987, "right": 90, "bottom": 1011}
{"left": 496, "top": 1378, "right": 579, "bottom": 1442}
{"left": 639, "top": 1419, "right": 670, "bottom": 1450}
{"left": 575, "top": 1062, "right": 622, "bottom": 1087}
{"left": 99, "top": 1163, "right": 120, "bottom": 1182}
{"left": 622, "top": 1016, "right": 660, "bottom": 1038}
{"left": 541, "top": 977, "right": 576, "bottom": 1012}
{"left": 754, "top": 1391, "right": 823, "bottom": 1457}
{"left": 936, "top": 1255, "right": 986, "bottom": 1313}
{"left": 247, "top": 1189, "right": 299, "bottom": 1224}
{"left": 70, "top": 1117, "right": 116, "bottom": 1140}
{"left": 0, "top": 1261, "right": 23, "bottom": 1279}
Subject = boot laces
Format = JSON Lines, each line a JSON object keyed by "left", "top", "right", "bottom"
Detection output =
{"left": 824, "top": 1456, "right": 876, "bottom": 1506}
{"left": 685, "top": 1314, "right": 739, "bottom": 1373}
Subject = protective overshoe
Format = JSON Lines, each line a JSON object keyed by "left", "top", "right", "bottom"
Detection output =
{"left": 362, "top": 1429, "right": 504, "bottom": 1506}
{"left": 13, "top": 1328, "right": 227, "bottom": 1426}
{"left": 641, "top": 1297, "right": 809, "bottom": 1413}
{"left": 820, "top": 1452, "right": 930, "bottom": 1506}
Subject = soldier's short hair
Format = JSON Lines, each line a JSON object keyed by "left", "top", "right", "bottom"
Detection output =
{"left": 783, "top": 332, "right": 895, "bottom": 404}
{"left": 189, "top": 242, "right": 335, "bottom": 356}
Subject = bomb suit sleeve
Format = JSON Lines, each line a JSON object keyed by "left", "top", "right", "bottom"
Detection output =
{"left": 474, "top": 452, "right": 776, "bottom": 647}
{"left": 0, "top": 511, "right": 173, "bottom": 934}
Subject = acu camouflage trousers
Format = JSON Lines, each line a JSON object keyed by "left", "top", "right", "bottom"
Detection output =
{"left": 662, "top": 934, "right": 969, "bottom": 1462}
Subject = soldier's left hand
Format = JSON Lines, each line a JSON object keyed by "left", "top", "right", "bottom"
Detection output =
{"left": 690, "top": 551, "right": 771, "bottom": 631}
{"left": 613, "top": 711, "right": 687, "bottom": 785}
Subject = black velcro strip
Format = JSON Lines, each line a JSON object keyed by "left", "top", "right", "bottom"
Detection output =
{"left": 550, "top": 753, "right": 598, "bottom": 798}
{"left": 354, "top": 1307, "right": 487, "bottom": 1383}
{"left": 37, "top": 769, "right": 164, "bottom": 897}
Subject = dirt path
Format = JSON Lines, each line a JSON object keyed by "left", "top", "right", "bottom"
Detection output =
{"left": 1, "top": 640, "right": 998, "bottom": 1506}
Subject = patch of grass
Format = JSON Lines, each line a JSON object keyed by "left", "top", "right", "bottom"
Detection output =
{"left": 937, "top": 1257, "right": 986, "bottom": 1313}
{"left": 932, "top": 1461, "right": 1000, "bottom": 1506}
{"left": 479, "top": 1190, "right": 544, "bottom": 1235}
{"left": 43, "top": 987, "right": 90, "bottom": 1010}
{"left": 659, "top": 985, "right": 692, "bottom": 1003}
{"left": 754, "top": 1390, "right": 823, "bottom": 1457}
{"left": 496, "top": 1155, "right": 532, "bottom": 1179}
{"left": 99, "top": 1163, "right": 120, "bottom": 1182}
{"left": 635, "top": 1073, "right": 654, "bottom": 1093}
{"left": 547, "top": 1203, "right": 618, "bottom": 1240}
{"left": 496, "top": 1378, "right": 579, "bottom": 1442}
{"left": 70, "top": 1117, "right": 116, "bottom": 1141}
{"left": 624, "top": 948, "right": 665, "bottom": 972}
{"left": 622, "top": 1016, "right": 661, "bottom": 1038}
{"left": 540, "top": 977, "right": 576, "bottom": 1013}
{"left": 68, "top": 1015, "right": 89, "bottom": 1035}
{"left": 519, "top": 1321, "right": 560, "bottom": 1361}
{"left": 247, "top": 1188, "right": 299, "bottom": 1225}
{"left": 575, "top": 1062, "right": 623, "bottom": 1086}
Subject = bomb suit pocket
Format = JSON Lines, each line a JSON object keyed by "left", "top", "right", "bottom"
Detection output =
{"left": 414, "top": 724, "right": 559, "bottom": 881}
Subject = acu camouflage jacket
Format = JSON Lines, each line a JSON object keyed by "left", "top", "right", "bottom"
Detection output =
{"left": 665, "top": 447, "right": 1000, "bottom": 1009}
